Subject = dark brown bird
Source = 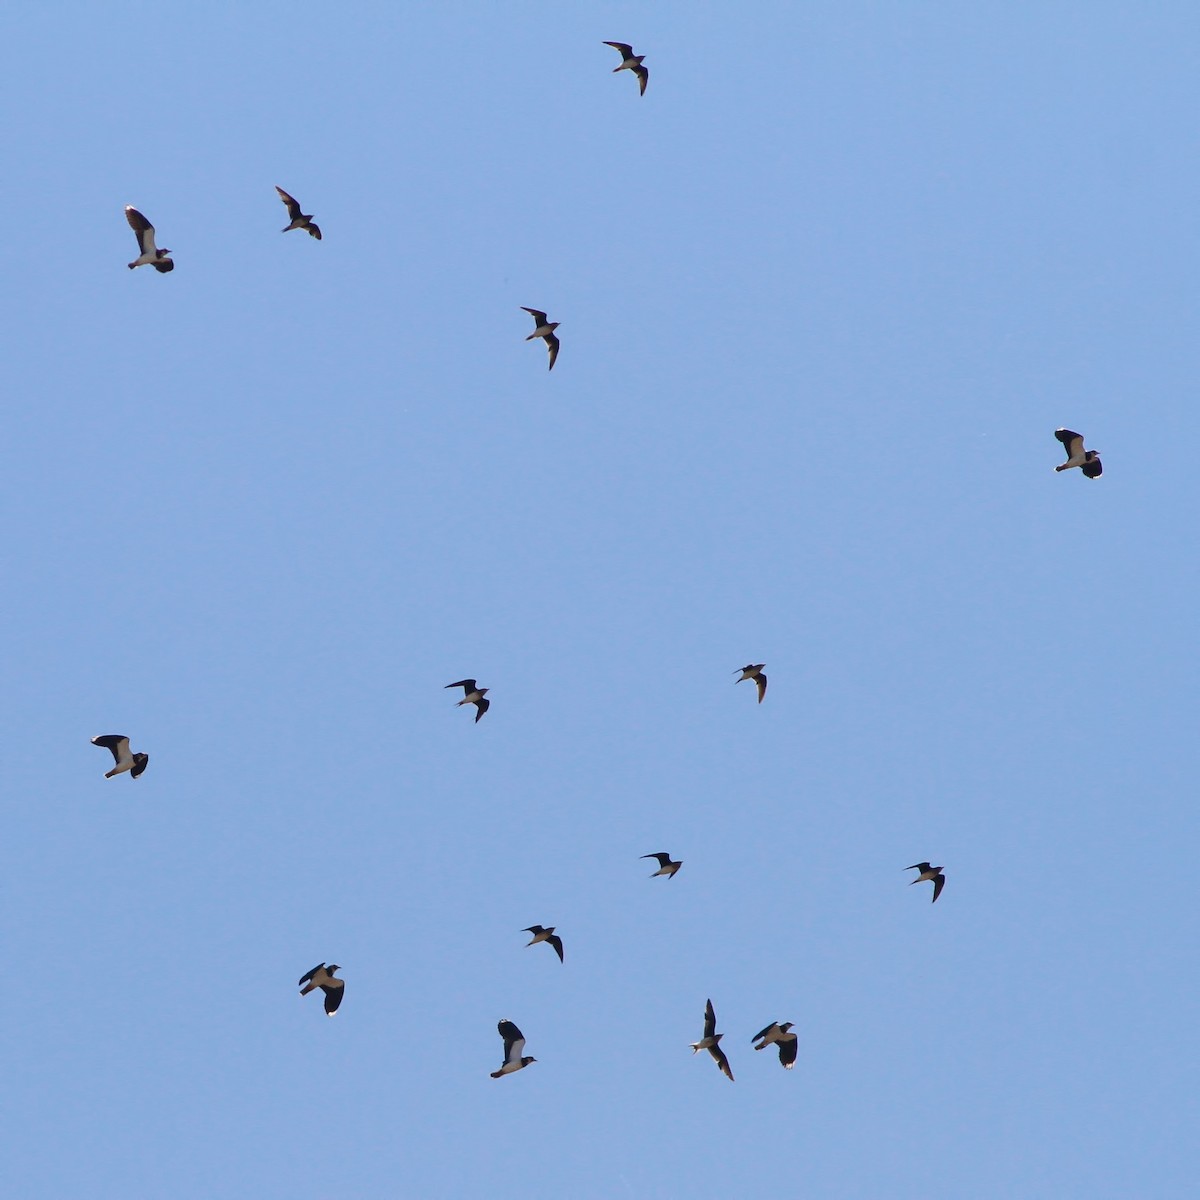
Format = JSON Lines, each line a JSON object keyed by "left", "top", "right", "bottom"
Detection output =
{"left": 734, "top": 663, "right": 767, "bottom": 703}
{"left": 690, "top": 998, "right": 734, "bottom": 1081}
{"left": 907, "top": 862, "right": 945, "bottom": 903}
{"left": 603, "top": 41, "right": 649, "bottom": 95}
{"left": 521, "top": 308, "right": 560, "bottom": 371}
{"left": 522, "top": 925, "right": 564, "bottom": 963}
{"left": 275, "top": 186, "right": 322, "bottom": 240}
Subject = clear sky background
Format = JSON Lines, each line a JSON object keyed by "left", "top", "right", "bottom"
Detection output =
{"left": 3, "top": 3, "right": 1198, "bottom": 1197}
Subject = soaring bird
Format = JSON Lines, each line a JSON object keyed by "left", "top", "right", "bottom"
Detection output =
{"left": 734, "top": 663, "right": 767, "bottom": 703}
{"left": 91, "top": 734, "right": 149, "bottom": 780}
{"left": 445, "top": 679, "right": 490, "bottom": 722}
{"left": 1054, "top": 428, "right": 1102, "bottom": 478}
{"left": 907, "top": 862, "right": 945, "bottom": 903}
{"left": 691, "top": 998, "right": 734, "bottom": 1081}
{"left": 603, "top": 41, "right": 649, "bottom": 95}
{"left": 490, "top": 1019, "right": 537, "bottom": 1078}
{"left": 275, "top": 186, "right": 322, "bottom": 240}
{"left": 521, "top": 308, "right": 560, "bottom": 371}
{"left": 124, "top": 206, "right": 174, "bottom": 272}
{"left": 641, "top": 852, "right": 682, "bottom": 879}
{"left": 752, "top": 1021, "right": 798, "bottom": 1069}
{"left": 298, "top": 963, "right": 344, "bottom": 1015}
{"left": 523, "top": 925, "right": 564, "bottom": 963}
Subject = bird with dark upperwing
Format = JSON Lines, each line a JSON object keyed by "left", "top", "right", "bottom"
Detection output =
{"left": 446, "top": 679, "right": 490, "bottom": 722}
{"left": 298, "top": 963, "right": 344, "bottom": 1015}
{"left": 274, "top": 186, "right": 322, "bottom": 240}
{"left": 522, "top": 925, "right": 564, "bottom": 963}
{"left": 906, "top": 862, "right": 945, "bottom": 903}
{"left": 603, "top": 41, "right": 649, "bottom": 94}
{"left": 124, "top": 206, "right": 173, "bottom": 272}
{"left": 1054, "top": 428, "right": 1102, "bottom": 478}
{"left": 91, "top": 734, "right": 149, "bottom": 779}
{"left": 641, "top": 852, "right": 682, "bottom": 879}
{"left": 734, "top": 663, "right": 767, "bottom": 703}
{"left": 491, "top": 1019, "right": 537, "bottom": 1077}
{"left": 691, "top": 999, "right": 734, "bottom": 1080}
{"left": 521, "top": 308, "right": 560, "bottom": 370}
{"left": 752, "top": 1022, "right": 798, "bottom": 1069}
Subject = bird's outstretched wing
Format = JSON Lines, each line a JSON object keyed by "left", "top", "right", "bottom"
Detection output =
{"left": 124, "top": 206, "right": 156, "bottom": 254}
{"left": 545, "top": 332, "right": 560, "bottom": 371}
{"left": 521, "top": 307, "right": 548, "bottom": 326}
{"left": 1055, "top": 429, "right": 1085, "bottom": 461}
{"left": 298, "top": 963, "right": 324, "bottom": 987}
{"left": 91, "top": 734, "right": 130, "bottom": 765}
{"left": 1082, "top": 456, "right": 1102, "bottom": 479}
{"left": 633, "top": 64, "right": 649, "bottom": 95}
{"left": 703, "top": 999, "right": 716, "bottom": 1040}
{"left": 931, "top": 874, "right": 945, "bottom": 903}
{"left": 321, "top": 982, "right": 344, "bottom": 1015}
{"left": 710, "top": 1043, "right": 734, "bottom": 1081}
{"left": 547, "top": 933, "right": 564, "bottom": 963}
{"left": 474, "top": 697, "right": 490, "bottom": 722}
{"left": 778, "top": 1038, "right": 798, "bottom": 1069}
{"left": 446, "top": 679, "right": 477, "bottom": 693}
{"left": 275, "top": 186, "right": 303, "bottom": 220}
{"left": 603, "top": 41, "right": 635, "bottom": 57}
{"left": 498, "top": 1020, "right": 525, "bottom": 1064}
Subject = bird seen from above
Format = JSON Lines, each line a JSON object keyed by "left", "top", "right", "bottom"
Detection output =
{"left": 521, "top": 308, "right": 560, "bottom": 371}
{"left": 752, "top": 1021, "right": 798, "bottom": 1069}
{"left": 124, "top": 206, "right": 173, "bottom": 272}
{"left": 734, "top": 663, "right": 767, "bottom": 703}
{"left": 603, "top": 41, "right": 649, "bottom": 95}
{"left": 275, "top": 186, "right": 322, "bottom": 240}
{"left": 641, "top": 851, "right": 682, "bottom": 879}
{"left": 490, "top": 1019, "right": 537, "bottom": 1078}
{"left": 523, "top": 925, "right": 564, "bottom": 963}
{"left": 91, "top": 734, "right": 149, "bottom": 780}
{"left": 445, "top": 679, "right": 490, "bottom": 722}
{"left": 298, "top": 963, "right": 344, "bottom": 1015}
{"left": 907, "top": 862, "right": 946, "bottom": 903}
{"left": 1054, "top": 428, "right": 1102, "bottom": 478}
{"left": 691, "top": 998, "right": 734, "bottom": 1081}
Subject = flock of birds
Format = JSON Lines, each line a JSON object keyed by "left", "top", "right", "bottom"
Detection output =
{"left": 105, "top": 35, "right": 1106, "bottom": 1087}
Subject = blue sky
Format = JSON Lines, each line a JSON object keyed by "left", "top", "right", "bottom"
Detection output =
{"left": 4, "top": 3, "right": 1198, "bottom": 1197}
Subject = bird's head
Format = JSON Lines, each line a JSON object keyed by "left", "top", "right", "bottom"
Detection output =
{"left": 548, "top": 322, "right": 561, "bottom": 331}
{"left": 780, "top": 1022, "right": 794, "bottom": 1033}
{"left": 327, "top": 964, "right": 341, "bottom": 974}
{"left": 478, "top": 687, "right": 490, "bottom": 696}
{"left": 523, "top": 1057, "right": 538, "bottom": 1066}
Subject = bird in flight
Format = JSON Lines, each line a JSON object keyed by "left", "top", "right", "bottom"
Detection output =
{"left": 734, "top": 664, "right": 767, "bottom": 703}
{"left": 523, "top": 925, "right": 564, "bottom": 963}
{"left": 124, "top": 206, "right": 174, "bottom": 272}
{"left": 752, "top": 1021, "right": 798, "bottom": 1069}
{"left": 521, "top": 308, "right": 560, "bottom": 371}
{"left": 275, "top": 186, "right": 322, "bottom": 240}
{"left": 91, "top": 734, "right": 149, "bottom": 780}
{"left": 691, "top": 998, "right": 734, "bottom": 1080}
{"left": 298, "top": 963, "right": 345, "bottom": 1015}
{"left": 490, "top": 1019, "right": 537, "bottom": 1077}
{"left": 907, "top": 862, "right": 945, "bottom": 903}
{"left": 641, "top": 852, "right": 682, "bottom": 879}
{"left": 603, "top": 41, "right": 649, "bottom": 95}
{"left": 446, "top": 679, "right": 490, "bottom": 722}
{"left": 1054, "top": 428, "right": 1102, "bottom": 478}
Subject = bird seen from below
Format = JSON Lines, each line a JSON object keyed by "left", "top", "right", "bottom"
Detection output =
{"left": 907, "top": 862, "right": 945, "bottom": 903}
{"left": 91, "top": 734, "right": 149, "bottom": 780}
{"left": 298, "top": 963, "right": 344, "bottom": 1015}
{"left": 752, "top": 1021, "right": 798, "bottom": 1069}
{"left": 522, "top": 925, "right": 564, "bottom": 963}
{"left": 641, "top": 851, "right": 682, "bottom": 879}
{"left": 445, "top": 679, "right": 490, "bottom": 722}
{"left": 734, "top": 663, "right": 767, "bottom": 703}
{"left": 491, "top": 1019, "right": 537, "bottom": 1078}
{"left": 124, "top": 206, "right": 173, "bottom": 272}
{"left": 1054, "top": 428, "right": 1102, "bottom": 478}
{"left": 521, "top": 308, "right": 560, "bottom": 371}
{"left": 691, "top": 998, "right": 734, "bottom": 1081}
{"left": 275, "top": 186, "right": 322, "bottom": 240}
{"left": 602, "top": 41, "right": 649, "bottom": 95}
